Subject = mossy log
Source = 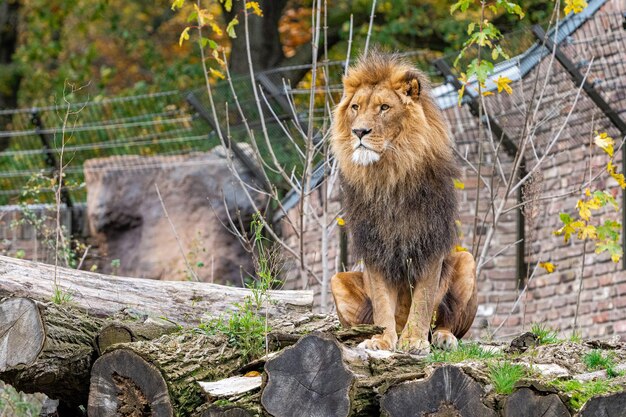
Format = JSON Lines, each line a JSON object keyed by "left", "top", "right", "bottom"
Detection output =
{"left": 0, "top": 297, "right": 103, "bottom": 409}
{"left": 0, "top": 255, "right": 313, "bottom": 326}
{"left": 88, "top": 314, "right": 363, "bottom": 417}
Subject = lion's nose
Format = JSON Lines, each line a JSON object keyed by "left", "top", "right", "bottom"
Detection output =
{"left": 352, "top": 128, "right": 372, "bottom": 139}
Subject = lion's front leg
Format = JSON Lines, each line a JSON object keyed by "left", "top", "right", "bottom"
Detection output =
{"left": 357, "top": 268, "right": 399, "bottom": 351}
{"left": 398, "top": 257, "right": 444, "bottom": 354}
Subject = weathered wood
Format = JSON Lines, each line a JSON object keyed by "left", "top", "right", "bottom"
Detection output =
{"left": 198, "top": 376, "right": 262, "bottom": 399}
{"left": 380, "top": 366, "right": 498, "bottom": 417}
{"left": 0, "top": 255, "right": 313, "bottom": 326}
{"left": 96, "top": 315, "right": 180, "bottom": 355}
{"left": 262, "top": 334, "right": 355, "bottom": 417}
{"left": 89, "top": 332, "right": 248, "bottom": 417}
{"left": 0, "top": 297, "right": 103, "bottom": 409}
{"left": 503, "top": 388, "right": 569, "bottom": 417}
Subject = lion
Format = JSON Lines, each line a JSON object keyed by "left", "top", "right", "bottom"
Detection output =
{"left": 330, "top": 51, "right": 478, "bottom": 353}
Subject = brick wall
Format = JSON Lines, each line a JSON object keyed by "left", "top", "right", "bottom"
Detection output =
{"left": 279, "top": 3, "right": 626, "bottom": 340}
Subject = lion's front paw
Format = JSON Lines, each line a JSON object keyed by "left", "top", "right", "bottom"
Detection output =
{"left": 397, "top": 337, "right": 430, "bottom": 355}
{"left": 358, "top": 334, "right": 396, "bottom": 351}
{"left": 432, "top": 329, "right": 458, "bottom": 351}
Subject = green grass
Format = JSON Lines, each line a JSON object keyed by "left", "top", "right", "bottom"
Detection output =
{"left": 427, "top": 341, "right": 503, "bottom": 363}
{"left": 530, "top": 323, "right": 560, "bottom": 345}
{"left": 489, "top": 362, "right": 527, "bottom": 394}
{"left": 551, "top": 379, "right": 622, "bottom": 410}
{"left": 583, "top": 350, "right": 622, "bottom": 378}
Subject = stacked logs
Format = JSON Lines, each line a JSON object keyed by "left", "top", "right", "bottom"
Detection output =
{"left": 2, "top": 255, "right": 626, "bottom": 417}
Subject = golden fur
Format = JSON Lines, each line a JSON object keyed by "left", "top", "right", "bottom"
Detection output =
{"left": 331, "top": 52, "right": 454, "bottom": 195}
{"left": 330, "top": 51, "right": 478, "bottom": 352}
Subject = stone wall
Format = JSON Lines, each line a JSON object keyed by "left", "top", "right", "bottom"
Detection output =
{"left": 279, "top": 3, "right": 626, "bottom": 340}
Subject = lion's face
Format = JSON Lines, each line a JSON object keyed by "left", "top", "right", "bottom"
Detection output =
{"left": 344, "top": 85, "right": 408, "bottom": 166}
{"left": 331, "top": 53, "right": 451, "bottom": 191}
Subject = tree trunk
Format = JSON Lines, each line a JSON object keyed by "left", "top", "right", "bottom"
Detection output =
{"left": 0, "top": 255, "right": 313, "bottom": 326}
{"left": 0, "top": 297, "right": 103, "bottom": 409}
{"left": 224, "top": 0, "right": 287, "bottom": 76}
{"left": 0, "top": 0, "right": 21, "bottom": 152}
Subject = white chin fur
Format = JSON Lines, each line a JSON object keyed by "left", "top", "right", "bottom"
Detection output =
{"left": 352, "top": 148, "right": 380, "bottom": 166}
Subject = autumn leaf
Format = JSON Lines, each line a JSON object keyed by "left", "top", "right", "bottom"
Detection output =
{"left": 482, "top": 90, "right": 494, "bottom": 97}
{"left": 606, "top": 161, "right": 626, "bottom": 189}
{"left": 223, "top": 0, "right": 233, "bottom": 12}
{"left": 455, "top": 245, "right": 468, "bottom": 252}
{"left": 209, "top": 68, "right": 225, "bottom": 80}
{"left": 209, "top": 21, "right": 223, "bottom": 36}
{"left": 494, "top": 75, "right": 513, "bottom": 94}
{"left": 178, "top": 27, "right": 190, "bottom": 47}
{"left": 244, "top": 370, "right": 261, "bottom": 377}
{"left": 246, "top": 2, "right": 263, "bottom": 17}
{"left": 539, "top": 262, "right": 556, "bottom": 273}
{"left": 453, "top": 178, "right": 465, "bottom": 189}
{"left": 577, "top": 224, "right": 597, "bottom": 240}
{"left": 171, "top": 0, "right": 185, "bottom": 11}
{"left": 594, "top": 132, "right": 614, "bottom": 157}
{"left": 337, "top": 217, "right": 345, "bottom": 227}
{"left": 576, "top": 198, "right": 601, "bottom": 221}
{"left": 226, "top": 17, "right": 239, "bottom": 38}
{"left": 564, "top": 0, "right": 588, "bottom": 15}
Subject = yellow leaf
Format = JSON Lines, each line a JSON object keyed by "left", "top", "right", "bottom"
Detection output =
{"left": 577, "top": 224, "right": 596, "bottom": 240}
{"left": 178, "top": 27, "right": 190, "bottom": 47}
{"left": 564, "top": 0, "right": 588, "bottom": 15}
{"left": 246, "top": 2, "right": 263, "bottom": 16}
{"left": 209, "top": 21, "right": 223, "bottom": 36}
{"left": 209, "top": 68, "right": 225, "bottom": 80}
{"left": 244, "top": 371, "right": 261, "bottom": 377}
{"left": 539, "top": 262, "right": 556, "bottom": 273}
{"left": 455, "top": 245, "right": 468, "bottom": 252}
{"left": 171, "top": 0, "right": 185, "bottom": 11}
{"left": 482, "top": 91, "right": 494, "bottom": 97}
{"left": 453, "top": 178, "right": 465, "bottom": 190}
{"left": 607, "top": 161, "right": 626, "bottom": 189}
{"left": 337, "top": 217, "right": 345, "bottom": 227}
{"left": 594, "top": 132, "right": 614, "bottom": 157}
{"left": 612, "top": 253, "right": 621, "bottom": 263}
{"left": 494, "top": 76, "right": 513, "bottom": 95}
{"left": 584, "top": 188, "right": 591, "bottom": 197}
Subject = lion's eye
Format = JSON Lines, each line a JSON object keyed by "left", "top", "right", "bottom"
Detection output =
{"left": 380, "top": 104, "right": 390, "bottom": 111}
{"left": 351, "top": 104, "right": 359, "bottom": 111}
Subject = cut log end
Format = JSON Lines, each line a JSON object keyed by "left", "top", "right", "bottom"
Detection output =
{"left": 381, "top": 366, "right": 497, "bottom": 417}
{"left": 503, "top": 388, "right": 569, "bottom": 417}
{"left": 88, "top": 349, "right": 174, "bottom": 417}
{"left": 0, "top": 297, "right": 45, "bottom": 372}
{"left": 261, "top": 333, "right": 355, "bottom": 417}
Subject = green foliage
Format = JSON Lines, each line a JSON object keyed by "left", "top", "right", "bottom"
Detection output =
{"left": 10, "top": 173, "right": 87, "bottom": 268}
{"left": 569, "top": 330, "right": 582, "bottom": 343}
{"left": 51, "top": 284, "right": 73, "bottom": 305}
{"left": 489, "top": 362, "right": 526, "bottom": 394}
{"left": 583, "top": 350, "right": 622, "bottom": 378}
{"left": 0, "top": 383, "right": 42, "bottom": 417}
{"left": 551, "top": 379, "right": 621, "bottom": 410}
{"left": 196, "top": 214, "right": 279, "bottom": 361}
{"left": 427, "top": 342, "right": 503, "bottom": 363}
{"left": 198, "top": 301, "right": 267, "bottom": 361}
{"left": 530, "top": 323, "right": 560, "bottom": 345}
{"left": 554, "top": 133, "right": 624, "bottom": 264}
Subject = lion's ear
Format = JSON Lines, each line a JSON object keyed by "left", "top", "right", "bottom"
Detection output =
{"left": 402, "top": 71, "right": 422, "bottom": 101}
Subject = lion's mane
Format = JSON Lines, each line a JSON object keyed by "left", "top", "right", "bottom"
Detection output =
{"left": 332, "top": 52, "right": 459, "bottom": 285}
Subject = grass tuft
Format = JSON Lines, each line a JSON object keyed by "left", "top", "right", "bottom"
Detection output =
{"left": 583, "top": 349, "right": 622, "bottom": 378}
{"left": 427, "top": 342, "right": 503, "bottom": 363}
{"left": 551, "top": 379, "right": 622, "bottom": 410}
{"left": 530, "top": 323, "right": 560, "bottom": 345}
{"left": 489, "top": 361, "right": 526, "bottom": 394}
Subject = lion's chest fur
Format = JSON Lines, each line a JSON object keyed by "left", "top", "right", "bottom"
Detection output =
{"left": 341, "top": 164, "right": 457, "bottom": 285}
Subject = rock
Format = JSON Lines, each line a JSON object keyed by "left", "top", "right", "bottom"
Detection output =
{"left": 84, "top": 148, "right": 263, "bottom": 284}
{"left": 508, "top": 332, "right": 539, "bottom": 353}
